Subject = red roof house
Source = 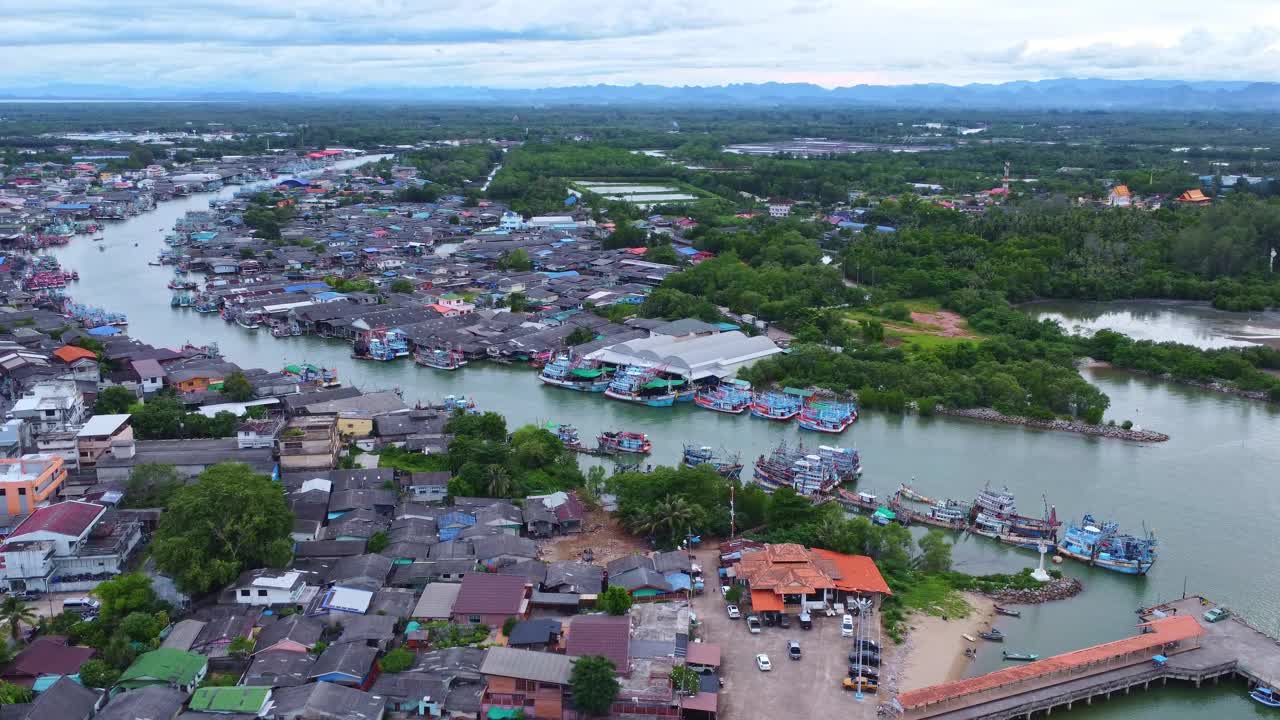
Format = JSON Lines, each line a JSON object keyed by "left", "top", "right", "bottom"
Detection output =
{"left": 7, "top": 501, "right": 104, "bottom": 540}
{"left": 450, "top": 573, "right": 528, "bottom": 627}
{"left": 52, "top": 346, "right": 97, "bottom": 365}
{"left": 565, "top": 615, "right": 630, "bottom": 673}
{"left": 1, "top": 636, "right": 95, "bottom": 686}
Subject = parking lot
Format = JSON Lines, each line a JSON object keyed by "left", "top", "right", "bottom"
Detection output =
{"left": 690, "top": 549, "right": 888, "bottom": 720}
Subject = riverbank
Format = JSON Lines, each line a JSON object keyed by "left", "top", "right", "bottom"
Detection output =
{"left": 897, "top": 592, "right": 995, "bottom": 691}
{"left": 1083, "top": 359, "right": 1277, "bottom": 403}
{"left": 933, "top": 406, "right": 1170, "bottom": 442}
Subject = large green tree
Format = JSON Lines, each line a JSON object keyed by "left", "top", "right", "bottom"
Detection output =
{"left": 598, "top": 586, "right": 633, "bottom": 616}
{"left": 570, "top": 656, "right": 620, "bottom": 717}
{"left": 95, "top": 386, "right": 137, "bottom": 414}
{"left": 78, "top": 659, "right": 120, "bottom": 689}
{"left": 0, "top": 597, "right": 36, "bottom": 643}
{"left": 92, "top": 573, "right": 158, "bottom": 624}
{"left": 220, "top": 371, "right": 256, "bottom": 402}
{"left": 151, "top": 463, "right": 293, "bottom": 595}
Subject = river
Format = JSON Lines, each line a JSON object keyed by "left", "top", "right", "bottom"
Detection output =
{"left": 47, "top": 167, "right": 1279, "bottom": 718}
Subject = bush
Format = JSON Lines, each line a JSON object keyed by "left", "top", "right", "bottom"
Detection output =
{"left": 1121, "top": 420, "right": 1134, "bottom": 430}
{"left": 380, "top": 647, "right": 415, "bottom": 673}
{"left": 880, "top": 302, "right": 911, "bottom": 321}
{"left": 599, "top": 586, "right": 633, "bottom": 616}
{"left": 502, "top": 616, "right": 519, "bottom": 637}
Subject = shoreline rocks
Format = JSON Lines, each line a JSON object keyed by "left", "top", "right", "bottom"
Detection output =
{"left": 934, "top": 407, "right": 1170, "bottom": 442}
{"left": 984, "top": 577, "right": 1083, "bottom": 604}
{"left": 1084, "top": 359, "right": 1275, "bottom": 403}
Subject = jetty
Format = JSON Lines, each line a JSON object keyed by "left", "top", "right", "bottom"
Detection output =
{"left": 896, "top": 596, "right": 1280, "bottom": 719}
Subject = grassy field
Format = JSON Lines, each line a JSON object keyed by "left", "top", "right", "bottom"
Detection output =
{"left": 843, "top": 300, "right": 983, "bottom": 351}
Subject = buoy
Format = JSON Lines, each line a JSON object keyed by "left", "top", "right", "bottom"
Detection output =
{"left": 1052, "top": 555, "right": 1064, "bottom": 564}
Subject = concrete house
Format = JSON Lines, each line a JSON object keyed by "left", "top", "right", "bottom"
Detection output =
{"left": 232, "top": 569, "right": 308, "bottom": 606}
{"left": 451, "top": 573, "right": 528, "bottom": 627}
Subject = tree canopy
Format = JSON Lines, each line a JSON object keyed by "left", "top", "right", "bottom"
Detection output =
{"left": 570, "top": 656, "right": 620, "bottom": 717}
{"left": 151, "top": 463, "right": 293, "bottom": 595}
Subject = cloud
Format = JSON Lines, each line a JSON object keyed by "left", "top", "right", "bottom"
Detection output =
{"left": 2, "top": 0, "right": 1280, "bottom": 91}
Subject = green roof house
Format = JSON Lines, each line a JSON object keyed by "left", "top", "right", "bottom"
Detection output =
{"left": 116, "top": 648, "right": 208, "bottom": 693}
{"left": 189, "top": 686, "right": 274, "bottom": 715}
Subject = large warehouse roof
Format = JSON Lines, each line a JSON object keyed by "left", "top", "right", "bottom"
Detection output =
{"left": 585, "top": 330, "right": 782, "bottom": 379}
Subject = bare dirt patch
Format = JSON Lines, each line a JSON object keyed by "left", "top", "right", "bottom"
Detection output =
{"left": 537, "top": 509, "right": 648, "bottom": 563}
{"left": 908, "top": 309, "right": 974, "bottom": 338}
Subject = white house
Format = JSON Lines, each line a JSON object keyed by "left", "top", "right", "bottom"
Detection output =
{"left": 10, "top": 381, "right": 85, "bottom": 435}
{"left": 768, "top": 198, "right": 794, "bottom": 218}
{"left": 499, "top": 211, "right": 526, "bottom": 231}
{"left": 233, "top": 569, "right": 307, "bottom": 606}
{"left": 0, "top": 500, "right": 142, "bottom": 593}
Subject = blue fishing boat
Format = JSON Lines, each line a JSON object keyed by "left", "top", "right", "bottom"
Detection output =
{"left": 539, "top": 355, "right": 612, "bottom": 392}
{"left": 283, "top": 363, "right": 341, "bottom": 388}
{"left": 682, "top": 445, "right": 743, "bottom": 479}
{"left": 545, "top": 423, "right": 582, "bottom": 448}
{"left": 597, "top": 430, "right": 652, "bottom": 454}
{"left": 604, "top": 365, "right": 678, "bottom": 407}
{"left": 443, "top": 394, "right": 477, "bottom": 413}
{"left": 750, "top": 391, "right": 803, "bottom": 421}
{"left": 1058, "top": 514, "right": 1157, "bottom": 575}
{"left": 1251, "top": 688, "right": 1280, "bottom": 708}
{"left": 798, "top": 399, "right": 858, "bottom": 433}
{"left": 415, "top": 346, "right": 467, "bottom": 370}
{"left": 356, "top": 328, "right": 409, "bottom": 361}
{"left": 694, "top": 382, "right": 752, "bottom": 414}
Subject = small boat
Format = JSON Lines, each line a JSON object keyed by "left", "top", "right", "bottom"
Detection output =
{"left": 978, "top": 629, "right": 1004, "bottom": 642}
{"left": 898, "top": 482, "right": 935, "bottom": 504}
{"left": 962, "top": 634, "right": 976, "bottom": 643}
{"left": 415, "top": 346, "right": 468, "bottom": 371}
{"left": 1002, "top": 652, "right": 1038, "bottom": 662}
{"left": 1251, "top": 688, "right": 1280, "bottom": 708}
{"left": 993, "top": 605, "right": 1021, "bottom": 618}
{"left": 682, "top": 444, "right": 743, "bottom": 479}
{"left": 797, "top": 398, "right": 858, "bottom": 433}
{"left": 750, "top": 391, "right": 803, "bottom": 421}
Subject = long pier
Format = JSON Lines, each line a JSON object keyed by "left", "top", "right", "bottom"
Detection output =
{"left": 897, "top": 596, "right": 1279, "bottom": 719}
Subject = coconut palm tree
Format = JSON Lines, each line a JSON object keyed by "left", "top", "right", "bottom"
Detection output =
{"left": 0, "top": 597, "right": 37, "bottom": 644}
{"left": 634, "top": 496, "right": 701, "bottom": 546}
{"left": 483, "top": 465, "right": 513, "bottom": 498}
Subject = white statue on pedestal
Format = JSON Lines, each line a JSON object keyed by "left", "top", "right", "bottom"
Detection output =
{"left": 1032, "top": 541, "right": 1052, "bottom": 582}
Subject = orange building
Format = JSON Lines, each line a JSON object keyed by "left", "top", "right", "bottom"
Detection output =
{"left": 734, "top": 542, "right": 891, "bottom": 612}
{"left": 1177, "top": 188, "right": 1211, "bottom": 204}
{"left": 0, "top": 455, "right": 68, "bottom": 520}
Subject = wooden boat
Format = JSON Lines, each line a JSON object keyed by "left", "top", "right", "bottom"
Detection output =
{"left": 962, "top": 634, "right": 976, "bottom": 643}
{"left": 1002, "top": 651, "right": 1038, "bottom": 662}
{"left": 898, "top": 482, "right": 936, "bottom": 504}
{"left": 1251, "top": 688, "right": 1280, "bottom": 708}
{"left": 993, "top": 605, "right": 1021, "bottom": 618}
{"left": 978, "top": 629, "right": 1004, "bottom": 642}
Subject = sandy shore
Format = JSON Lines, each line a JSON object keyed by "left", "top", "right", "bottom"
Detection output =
{"left": 897, "top": 592, "right": 997, "bottom": 691}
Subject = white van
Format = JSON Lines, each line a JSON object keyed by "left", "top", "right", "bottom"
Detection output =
{"left": 62, "top": 597, "right": 100, "bottom": 614}
{"left": 840, "top": 613, "right": 855, "bottom": 637}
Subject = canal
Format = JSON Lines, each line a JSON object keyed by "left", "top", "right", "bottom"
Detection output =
{"left": 51, "top": 164, "right": 1279, "bottom": 718}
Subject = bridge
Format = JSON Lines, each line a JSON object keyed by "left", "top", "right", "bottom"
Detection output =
{"left": 896, "top": 596, "right": 1278, "bottom": 719}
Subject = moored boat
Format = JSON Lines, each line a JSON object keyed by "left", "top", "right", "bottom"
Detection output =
{"left": 1058, "top": 514, "right": 1157, "bottom": 575}
{"left": 993, "top": 605, "right": 1021, "bottom": 618}
{"left": 604, "top": 365, "right": 678, "bottom": 407}
{"left": 415, "top": 346, "right": 468, "bottom": 370}
{"left": 693, "top": 382, "right": 752, "bottom": 414}
{"left": 750, "top": 390, "right": 803, "bottom": 421}
{"left": 682, "top": 444, "right": 743, "bottom": 479}
{"left": 1251, "top": 688, "right": 1280, "bottom": 708}
{"left": 539, "top": 355, "right": 612, "bottom": 392}
{"left": 597, "top": 431, "right": 652, "bottom": 454}
{"left": 545, "top": 423, "right": 582, "bottom": 448}
{"left": 753, "top": 441, "right": 861, "bottom": 495}
{"left": 283, "top": 363, "right": 340, "bottom": 388}
{"left": 978, "top": 629, "right": 1004, "bottom": 642}
{"left": 1002, "top": 652, "right": 1038, "bottom": 662}
{"left": 797, "top": 398, "right": 857, "bottom": 433}
{"left": 898, "top": 482, "right": 935, "bottom": 504}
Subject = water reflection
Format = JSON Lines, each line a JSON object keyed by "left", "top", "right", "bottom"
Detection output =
{"left": 1028, "top": 300, "right": 1280, "bottom": 349}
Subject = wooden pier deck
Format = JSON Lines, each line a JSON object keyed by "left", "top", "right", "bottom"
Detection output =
{"left": 898, "top": 596, "right": 1279, "bottom": 719}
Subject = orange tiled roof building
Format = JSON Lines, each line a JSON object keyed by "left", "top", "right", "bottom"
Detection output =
{"left": 733, "top": 543, "right": 891, "bottom": 612}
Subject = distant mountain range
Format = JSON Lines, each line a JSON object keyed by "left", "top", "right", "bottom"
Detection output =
{"left": 6, "top": 78, "right": 1280, "bottom": 110}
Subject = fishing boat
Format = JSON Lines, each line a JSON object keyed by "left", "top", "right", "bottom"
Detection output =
{"left": 545, "top": 423, "right": 582, "bottom": 448}
{"left": 970, "top": 485, "right": 1060, "bottom": 548}
{"left": 180, "top": 341, "right": 221, "bottom": 359}
{"left": 538, "top": 355, "right": 612, "bottom": 392}
{"left": 872, "top": 506, "right": 896, "bottom": 526}
{"left": 1251, "top": 688, "right": 1280, "bottom": 708}
{"left": 978, "top": 629, "right": 1004, "bottom": 642}
{"left": 750, "top": 391, "right": 803, "bottom": 421}
{"left": 898, "top": 482, "right": 936, "bottom": 504}
{"left": 442, "top": 394, "right": 477, "bottom": 413}
{"left": 929, "top": 500, "right": 969, "bottom": 525}
{"left": 604, "top": 365, "right": 679, "bottom": 407}
{"left": 682, "top": 445, "right": 743, "bottom": 479}
{"left": 753, "top": 441, "right": 861, "bottom": 495}
{"left": 355, "top": 328, "right": 409, "bottom": 361}
{"left": 236, "top": 314, "right": 261, "bottom": 330}
{"left": 415, "top": 346, "right": 468, "bottom": 371}
{"left": 1058, "top": 514, "right": 1157, "bottom": 575}
{"left": 283, "top": 363, "right": 340, "bottom": 388}
{"left": 797, "top": 398, "right": 858, "bottom": 433}
{"left": 597, "top": 431, "right": 652, "bottom": 455}
{"left": 993, "top": 605, "right": 1021, "bottom": 618}
{"left": 270, "top": 322, "right": 300, "bottom": 338}
{"left": 694, "top": 382, "right": 752, "bottom": 414}
{"left": 1002, "top": 652, "right": 1038, "bottom": 662}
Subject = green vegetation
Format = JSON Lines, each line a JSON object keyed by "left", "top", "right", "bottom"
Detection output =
{"left": 95, "top": 385, "right": 137, "bottom": 414}
{"left": 497, "top": 248, "right": 533, "bottom": 271}
{"left": 127, "top": 393, "right": 247, "bottom": 440}
{"left": 670, "top": 665, "right": 701, "bottom": 695}
{"left": 0, "top": 681, "right": 33, "bottom": 705}
{"left": 389, "top": 278, "right": 415, "bottom": 294}
{"left": 379, "top": 647, "right": 415, "bottom": 673}
{"left": 367, "top": 531, "right": 389, "bottom": 553}
{"left": 444, "top": 412, "right": 585, "bottom": 498}
{"left": 598, "top": 586, "right": 633, "bottom": 616}
{"left": 566, "top": 326, "right": 597, "bottom": 346}
{"left": 219, "top": 371, "right": 255, "bottom": 402}
{"left": 78, "top": 658, "right": 121, "bottom": 689}
{"left": 151, "top": 463, "right": 293, "bottom": 595}
{"left": 417, "top": 621, "right": 490, "bottom": 648}
{"left": 570, "top": 655, "right": 620, "bottom": 717}
{"left": 324, "top": 275, "right": 378, "bottom": 294}
{"left": 377, "top": 446, "right": 450, "bottom": 473}
{"left": 0, "top": 596, "right": 36, "bottom": 643}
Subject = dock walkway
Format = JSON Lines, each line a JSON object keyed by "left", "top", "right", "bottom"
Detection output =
{"left": 899, "top": 596, "right": 1277, "bottom": 719}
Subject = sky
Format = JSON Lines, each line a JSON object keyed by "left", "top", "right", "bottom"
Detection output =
{"left": 5, "top": 0, "right": 1280, "bottom": 91}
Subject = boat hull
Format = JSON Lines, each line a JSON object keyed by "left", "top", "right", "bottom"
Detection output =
{"left": 1057, "top": 547, "right": 1155, "bottom": 575}
{"left": 604, "top": 389, "right": 675, "bottom": 407}
{"left": 540, "top": 375, "right": 610, "bottom": 392}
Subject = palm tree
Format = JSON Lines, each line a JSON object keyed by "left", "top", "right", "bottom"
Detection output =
{"left": 0, "top": 597, "right": 37, "bottom": 644}
{"left": 635, "top": 497, "right": 700, "bottom": 545}
{"left": 483, "top": 465, "right": 513, "bottom": 498}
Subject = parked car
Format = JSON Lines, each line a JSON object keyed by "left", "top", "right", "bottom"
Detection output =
{"left": 726, "top": 604, "right": 741, "bottom": 619}
{"left": 840, "top": 614, "right": 854, "bottom": 637}
{"left": 763, "top": 613, "right": 776, "bottom": 627}
{"left": 848, "top": 665, "right": 880, "bottom": 681}
{"left": 755, "top": 654, "right": 772, "bottom": 672}
{"left": 778, "top": 613, "right": 791, "bottom": 629}
{"left": 1203, "top": 607, "right": 1231, "bottom": 623}
{"left": 855, "top": 639, "right": 881, "bottom": 653}
{"left": 720, "top": 586, "right": 730, "bottom": 598}
{"left": 843, "top": 677, "right": 878, "bottom": 693}
{"left": 62, "top": 597, "right": 101, "bottom": 615}
{"left": 798, "top": 611, "right": 812, "bottom": 630}
{"left": 747, "top": 615, "right": 762, "bottom": 634}
{"left": 787, "top": 640, "right": 801, "bottom": 660}
{"left": 848, "top": 651, "right": 881, "bottom": 667}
